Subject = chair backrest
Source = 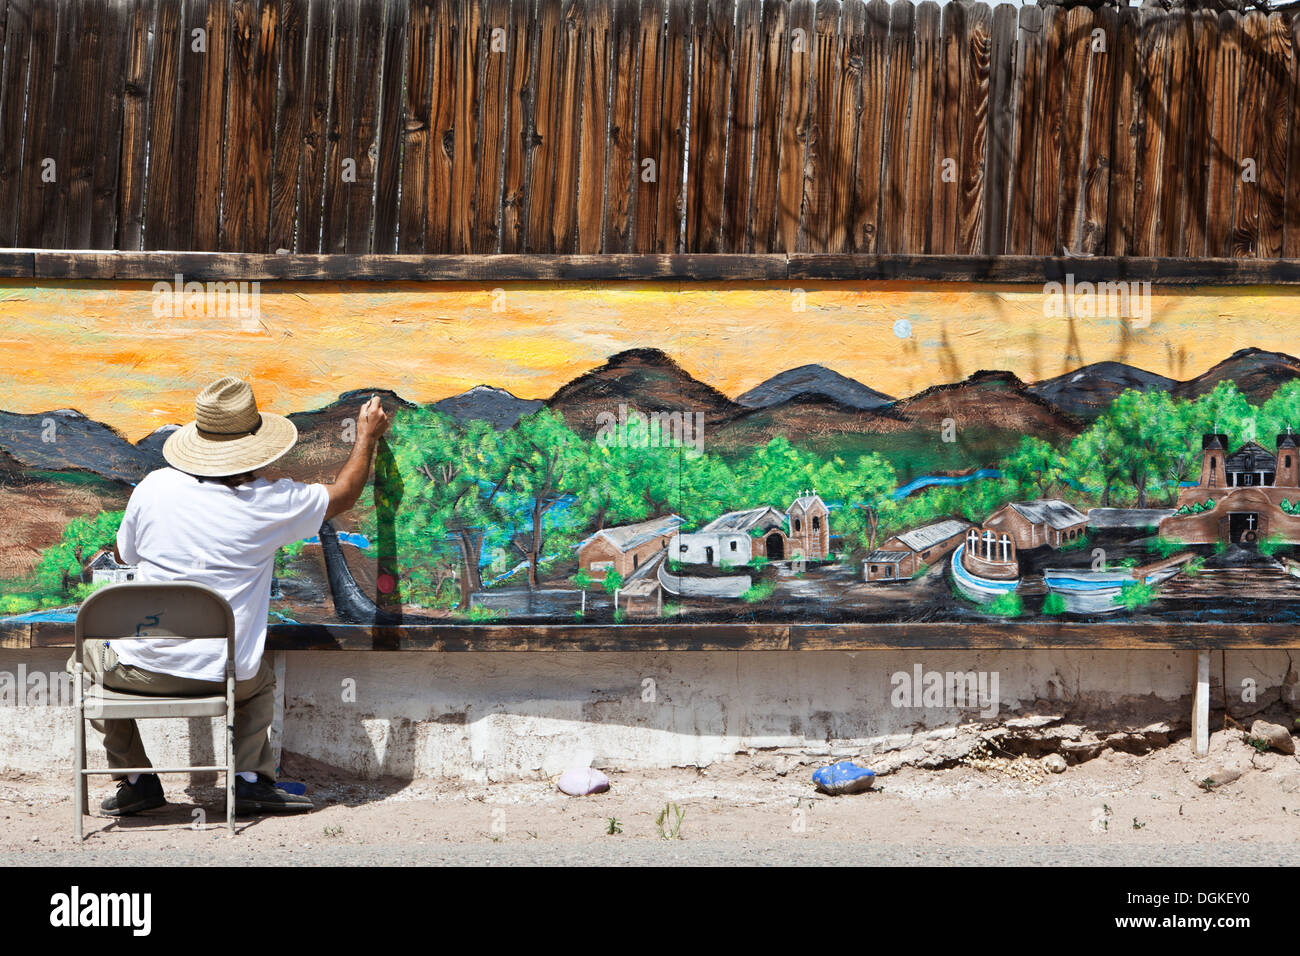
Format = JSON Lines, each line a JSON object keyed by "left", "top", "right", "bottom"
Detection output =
{"left": 74, "top": 583, "right": 236, "bottom": 668}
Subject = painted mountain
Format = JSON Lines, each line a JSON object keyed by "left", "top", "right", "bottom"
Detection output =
{"left": 546, "top": 348, "right": 740, "bottom": 435}
{"left": 1028, "top": 362, "right": 1177, "bottom": 421}
{"left": 432, "top": 385, "right": 542, "bottom": 430}
{"left": 0, "top": 409, "right": 157, "bottom": 483}
{"left": 736, "top": 364, "right": 894, "bottom": 410}
{"left": 1172, "top": 348, "right": 1300, "bottom": 403}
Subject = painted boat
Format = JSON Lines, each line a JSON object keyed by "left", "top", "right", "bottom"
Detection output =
{"left": 656, "top": 561, "right": 753, "bottom": 599}
{"left": 950, "top": 544, "right": 1019, "bottom": 604}
{"left": 1042, "top": 564, "right": 1182, "bottom": 615}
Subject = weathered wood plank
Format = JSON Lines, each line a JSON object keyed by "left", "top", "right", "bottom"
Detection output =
{"left": 601, "top": 0, "right": 639, "bottom": 252}
{"left": 64, "top": 0, "right": 103, "bottom": 249}
{"left": 1286, "top": 14, "right": 1300, "bottom": 258}
{"left": 14, "top": 618, "right": 1300, "bottom": 653}
{"left": 340, "top": 0, "right": 383, "bottom": 254}
{"left": 1005, "top": 2, "right": 1042, "bottom": 256}
{"left": 957, "top": 0, "right": 990, "bottom": 254}
{"left": 424, "top": 0, "right": 456, "bottom": 250}
{"left": 798, "top": 0, "right": 840, "bottom": 252}
{"left": 1055, "top": 3, "right": 1091, "bottom": 258}
{"left": 14, "top": 0, "right": 63, "bottom": 247}
{"left": 1206, "top": 10, "right": 1241, "bottom": 259}
{"left": 1256, "top": 12, "right": 1290, "bottom": 260}
{"left": 1104, "top": 6, "right": 1138, "bottom": 257}
{"left": 722, "top": 0, "right": 762, "bottom": 252}
{"left": 1233, "top": 11, "right": 1265, "bottom": 257}
{"left": 574, "top": 0, "right": 608, "bottom": 253}
{"left": 523, "top": 0, "right": 562, "bottom": 250}
{"left": 826, "top": 0, "right": 863, "bottom": 253}
{"left": 547, "top": 0, "right": 586, "bottom": 252}
{"left": 1156, "top": 9, "right": 1191, "bottom": 258}
{"left": 246, "top": 0, "right": 280, "bottom": 250}
{"left": 471, "top": 0, "right": 509, "bottom": 253}
{"left": 267, "top": 0, "right": 309, "bottom": 252}
{"left": 320, "top": 0, "right": 358, "bottom": 253}
{"left": 1077, "top": 4, "right": 1116, "bottom": 257}
{"left": 499, "top": 0, "right": 537, "bottom": 252}
{"left": 139, "top": 0, "right": 181, "bottom": 251}
{"left": 220, "top": 0, "right": 259, "bottom": 251}
{"left": 0, "top": 0, "right": 35, "bottom": 245}
{"left": 397, "top": 0, "right": 433, "bottom": 252}
{"left": 22, "top": 249, "right": 1300, "bottom": 285}
{"left": 371, "top": 0, "right": 409, "bottom": 253}
{"left": 448, "top": 0, "right": 484, "bottom": 253}
{"left": 1179, "top": 9, "right": 1215, "bottom": 258}
{"left": 901, "top": 1, "right": 939, "bottom": 253}
{"left": 574, "top": 0, "right": 608, "bottom": 254}
{"left": 878, "top": 0, "right": 912, "bottom": 253}
{"left": 654, "top": 0, "right": 690, "bottom": 253}
{"left": 775, "top": 0, "right": 812, "bottom": 253}
{"left": 1030, "top": 4, "right": 1066, "bottom": 255}
{"left": 749, "top": 0, "right": 786, "bottom": 252}
{"left": 980, "top": 1, "right": 1015, "bottom": 255}
{"left": 686, "top": 0, "right": 732, "bottom": 253}
{"left": 929, "top": 0, "right": 962, "bottom": 254}
{"left": 1132, "top": 9, "right": 1170, "bottom": 258}
{"left": 89, "top": 0, "right": 130, "bottom": 249}
{"left": 294, "top": 0, "right": 332, "bottom": 252}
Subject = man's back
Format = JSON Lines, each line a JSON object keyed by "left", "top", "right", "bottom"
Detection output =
{"left": 112, "top": 467, "right": 328, "bottom": 682}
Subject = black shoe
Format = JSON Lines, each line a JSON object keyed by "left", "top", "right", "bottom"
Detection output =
{"left": 232, "top": 774, "right": 314, "bottom": 815}
{"left": 100, "top": 774, "right": 166, "bottom": 815}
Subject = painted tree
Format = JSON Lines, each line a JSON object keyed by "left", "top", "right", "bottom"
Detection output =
{"left": 824, "top": 452, "right": 897, "bottom": 552}
{"left": 733, "top": 437, "right": 829, "bottom": 510}
{"left": 383, "top": 409, "right": 511, "bottom": 608}
{"left": 503, "top": 410, "right": 589, "bottom": 588}
{"left": 1001, "top": 435, "right": 1067, "bottom": 499}
{"left": 1090, "top": 388, "right": 1181, "bottom": 508}
{"left": 35, "top": 511, "right": 124, "bottom": 594}
{"left": 1066, "top": 416, "right": 1127, "bottom": 507}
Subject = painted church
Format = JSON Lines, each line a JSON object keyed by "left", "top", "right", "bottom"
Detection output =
{"left": 1158, "top": 433, "right": 1300, "bottom": 545}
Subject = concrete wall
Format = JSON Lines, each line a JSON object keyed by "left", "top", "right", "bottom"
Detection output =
{"left": 2, "top": 647, "right": 1294, "bottom": 783}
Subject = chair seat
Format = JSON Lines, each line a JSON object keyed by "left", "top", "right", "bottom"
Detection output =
{"left": 88, "top": 686, "right": 228, "bottom": 719}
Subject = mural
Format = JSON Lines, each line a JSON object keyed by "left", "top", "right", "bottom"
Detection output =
{"left": 6, "top": 278, "right": 1300, "bottom": 629}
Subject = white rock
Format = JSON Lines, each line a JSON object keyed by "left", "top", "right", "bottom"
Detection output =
{"left": 1043, "top": 753, "right": 1068, "bottom": 774}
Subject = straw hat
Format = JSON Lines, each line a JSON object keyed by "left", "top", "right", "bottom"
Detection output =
{"left": 162, "top": 377, "right": 298, "bottom": 477}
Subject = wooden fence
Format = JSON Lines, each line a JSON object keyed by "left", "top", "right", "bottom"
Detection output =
{"left": 0, "top": 0, "right": 1298, "bottom": 257}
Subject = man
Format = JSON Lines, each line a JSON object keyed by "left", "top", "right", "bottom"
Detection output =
{"left": 73, "top": 376, "right": 390, "bottom": 816}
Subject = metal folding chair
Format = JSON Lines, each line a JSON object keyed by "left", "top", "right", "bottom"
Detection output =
{"left": 73, "top": 582, "right": 237, "bottom": 840}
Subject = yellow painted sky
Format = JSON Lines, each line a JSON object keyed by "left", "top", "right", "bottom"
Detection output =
{"left": 1, "top": 279, "right": 1297, "bottom": 441}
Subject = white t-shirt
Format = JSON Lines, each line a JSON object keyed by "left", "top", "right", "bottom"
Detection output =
{"left": 111, "top": 467, "right": 329, "bottom": 682}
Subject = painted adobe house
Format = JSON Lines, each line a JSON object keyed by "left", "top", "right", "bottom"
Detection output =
{"left": 1159, "top": 433, "right": 1300, "bottom": 544}
{"left": 863, "top": 518, "right": 971, "bottom": 582}
{"left": 84, "top": 548, "right": 137, "bottom": 584}
{"left": 576, "top": 515, "right": 685, "bottom": 577}
{"left": 670, "top": 529, "right": 753, "bottom": 566}
{"left": 700, "top": 506, "right": 788, "bottom": 557}
{"left": 671, "top": 495, "right": 833, "bottom": 567}
{"left": 981, "top": 499, "right": 1089, "bottom": 550}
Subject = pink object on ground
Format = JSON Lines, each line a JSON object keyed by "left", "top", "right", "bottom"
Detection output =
{"left": 557, "top": 768, "right": 611, "bottom": 796}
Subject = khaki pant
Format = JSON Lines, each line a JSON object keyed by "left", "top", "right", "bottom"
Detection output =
{"left": 68, "top": 643, "right": 277, "bottom": 781}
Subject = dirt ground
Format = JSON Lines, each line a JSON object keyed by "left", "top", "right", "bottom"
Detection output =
{"left": 3, "top": 727, "right": 1299, "bottom": 862}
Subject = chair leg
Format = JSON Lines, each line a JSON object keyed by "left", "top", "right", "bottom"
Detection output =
{"left": 226, "top": 718, "right": 236, "bottom": 835}
{"left": 73, "top": 709, "right": 85, "bottom": 842}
